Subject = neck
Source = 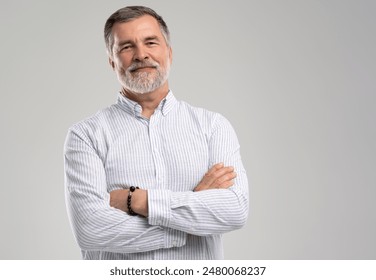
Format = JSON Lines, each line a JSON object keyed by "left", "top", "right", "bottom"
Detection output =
{"left": 121, "top": 82, "right": 169, "bottom": 119}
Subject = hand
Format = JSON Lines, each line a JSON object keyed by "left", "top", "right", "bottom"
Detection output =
{"left": 110, "top": 188, "right": 148, "bottom": 217}
{"left": 194, "top": 163, "right": 236, "bottom": 192}
{"left": 110, "top": 189, "right": 128, "bottom": 212}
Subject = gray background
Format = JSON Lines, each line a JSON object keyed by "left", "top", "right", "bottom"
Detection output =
{"left": 1, "top": 0, "right": 375, "bottom": 259}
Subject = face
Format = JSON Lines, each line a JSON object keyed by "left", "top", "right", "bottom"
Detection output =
{"left": 109, "top": 15, "right": 172, "bottom": 95}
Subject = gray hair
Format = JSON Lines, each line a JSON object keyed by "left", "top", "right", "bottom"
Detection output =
{"left": 104, "top": 6, "right": 170, "bottom": 56}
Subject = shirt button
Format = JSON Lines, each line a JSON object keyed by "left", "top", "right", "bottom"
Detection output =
{"left": 172, "top": 240, "right": 177, "bottom": 247}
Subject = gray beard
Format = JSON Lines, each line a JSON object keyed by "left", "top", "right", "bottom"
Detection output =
{"left": 120, "top": 63, "right": 170, "bottom": 94}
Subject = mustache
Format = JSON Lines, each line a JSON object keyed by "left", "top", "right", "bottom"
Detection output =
{"left": 127, "top": 61, "right": 159, "bottom": 72}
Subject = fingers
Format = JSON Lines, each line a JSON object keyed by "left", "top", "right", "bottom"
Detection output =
{"left": 194, "top": 163, "right": 237, "bottom": 191}
{"left": 205, "top": 166, "right": 234, "bottom": 186}
{"left": 212, "top": 167, "right": 235, "bottom": 182}
{"left": 217, "top": 179, "right": 235, "bottom": 189}
{"left": 215, "top": 171, "right": 237, "bottom": 185}
{"left": 205, "top": 162, "right": 224, "bottom": 176}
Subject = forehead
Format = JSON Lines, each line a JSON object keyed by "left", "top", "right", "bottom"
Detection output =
{"left": 111, "top": 15, "right": 164, "bottom": 43}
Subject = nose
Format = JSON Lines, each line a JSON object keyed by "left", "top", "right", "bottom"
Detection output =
{"left": 133, "top": 45, "right": 149, "bottom": 61}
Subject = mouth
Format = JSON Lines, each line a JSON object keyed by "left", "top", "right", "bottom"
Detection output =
{"left": 130, "top": 66, "right": 157, "bottom": 73}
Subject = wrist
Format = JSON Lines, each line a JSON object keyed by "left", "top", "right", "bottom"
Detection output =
{"left": 132, "top": 188, "right": 148, "bottom": 217}
{"left": 127, "top": 186, "right": 139, "bottom": 216}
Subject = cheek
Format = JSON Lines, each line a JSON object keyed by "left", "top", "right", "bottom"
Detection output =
{"left": 158, "top": 52, "right": 171, "bottom": 68}
{"left": 114, "top": 56, "right": 132, "bottom": 71}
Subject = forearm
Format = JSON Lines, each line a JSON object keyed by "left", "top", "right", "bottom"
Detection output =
{"left": 66, "top": 189, "right": 168, "bottom": 253}
{"left": 125, "top": 117, "right": 250, "bottom": 236}
{"left": 147, "top": 169, "right": 249, "bottom": 236}
{"left": 65, "top": 128, "right": 182, "bottom": 253}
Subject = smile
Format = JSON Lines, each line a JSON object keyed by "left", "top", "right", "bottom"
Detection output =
{"left": 130, "top": 66, "right": 156, "bottom": 72}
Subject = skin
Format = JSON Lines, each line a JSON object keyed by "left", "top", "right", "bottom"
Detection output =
{"left": 109, "top": 15, "right": 172, "bottom": 119}
{"left": 108, "top": 15, "right": 236, "bottom": 217}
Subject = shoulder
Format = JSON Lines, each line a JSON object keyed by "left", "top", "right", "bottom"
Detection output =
{"left": 177, "top": 100, "right": 218, "bottom": 122}
{"left": 67, "top": 104, "right": 120, "bottom": 139}
{"left": 177, "top": 100, "right": 233, "bottom": 131}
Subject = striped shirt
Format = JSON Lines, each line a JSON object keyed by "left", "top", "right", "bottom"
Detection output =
{"left": 64, "top": 91, "right": 249, "bottom": 260}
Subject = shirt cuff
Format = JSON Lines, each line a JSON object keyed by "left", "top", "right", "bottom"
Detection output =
{"left": 147, "top": 189, "right": 171, "bottom": 227}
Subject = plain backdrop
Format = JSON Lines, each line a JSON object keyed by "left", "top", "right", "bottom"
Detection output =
{"left": 1, "top": 0, "right": 375, "bottom": 259}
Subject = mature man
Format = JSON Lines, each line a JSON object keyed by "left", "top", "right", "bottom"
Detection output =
{"left": 64, "top": 6, "right": 249, "bottom": 260}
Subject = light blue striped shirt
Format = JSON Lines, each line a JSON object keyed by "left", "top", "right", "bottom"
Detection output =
{"left": 64, "top": 91, "right": 249, "bottom": 259}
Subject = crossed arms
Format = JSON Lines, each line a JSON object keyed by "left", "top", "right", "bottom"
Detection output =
{"left": 64, "top": 114, "right": 248, "bottom": 253}
{"left": 110, "top": 162, "right": 237, "bottom": 216}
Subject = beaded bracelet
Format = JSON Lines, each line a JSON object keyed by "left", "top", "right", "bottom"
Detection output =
{"left": 127, "top": 186, "right": 139, "bottom": 216}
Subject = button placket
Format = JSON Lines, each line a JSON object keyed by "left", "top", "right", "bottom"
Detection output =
{"left": 149, "top": 112, "right": 166, "bottom": 187}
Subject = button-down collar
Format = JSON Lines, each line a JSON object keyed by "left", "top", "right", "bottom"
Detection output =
{"left": 117, "top": 90, "right": 177, "bottom": 118}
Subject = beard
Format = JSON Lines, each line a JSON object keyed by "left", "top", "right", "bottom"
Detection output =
{"left": 119, "top": 59, "right": 170, "bottom": 94}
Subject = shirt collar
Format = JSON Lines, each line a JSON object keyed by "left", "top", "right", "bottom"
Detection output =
{"left": 116, "top": 90, "right": 177, "bottom": 117}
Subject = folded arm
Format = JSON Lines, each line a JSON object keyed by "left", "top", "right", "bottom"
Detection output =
{"left": 64, "top": 128, "right": 169, "bottom": 253}
{"left": 111, "top": 114, "right": 249, "bottom": 236}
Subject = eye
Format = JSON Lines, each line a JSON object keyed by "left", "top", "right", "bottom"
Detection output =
{"left": 118, "top": 44, "right": 132, "bottom": 52}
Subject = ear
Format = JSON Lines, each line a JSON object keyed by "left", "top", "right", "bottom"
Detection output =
{"left": 108, "top": 57, "right": 115, "bottom": 70}
{"left": 168, "top": 46, "right": 173, "bottom": 64}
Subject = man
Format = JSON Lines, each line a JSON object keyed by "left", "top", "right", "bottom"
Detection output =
{"left": 64, "top": 6, "right": 249, "bottom": 260}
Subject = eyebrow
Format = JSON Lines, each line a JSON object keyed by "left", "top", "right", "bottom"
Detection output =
{"left": 144, "top": 36, "right": 160, "bottom": 42}
{"left": 117, "top": 36, "right": 161, "bottom": 47}
{"left": 117, "top": 40, "right": 132, "bottom": 47}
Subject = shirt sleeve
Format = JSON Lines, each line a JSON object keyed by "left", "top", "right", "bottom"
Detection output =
{"left": 147, "top": 113, "right": 249, "bottom": 236}
{"left": 64, "top": 125, "right": 181, "bottom": 253}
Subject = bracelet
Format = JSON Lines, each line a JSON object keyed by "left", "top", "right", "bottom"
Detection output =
{"left": 127, "top": 186, "right": 139, "bottom": 216}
